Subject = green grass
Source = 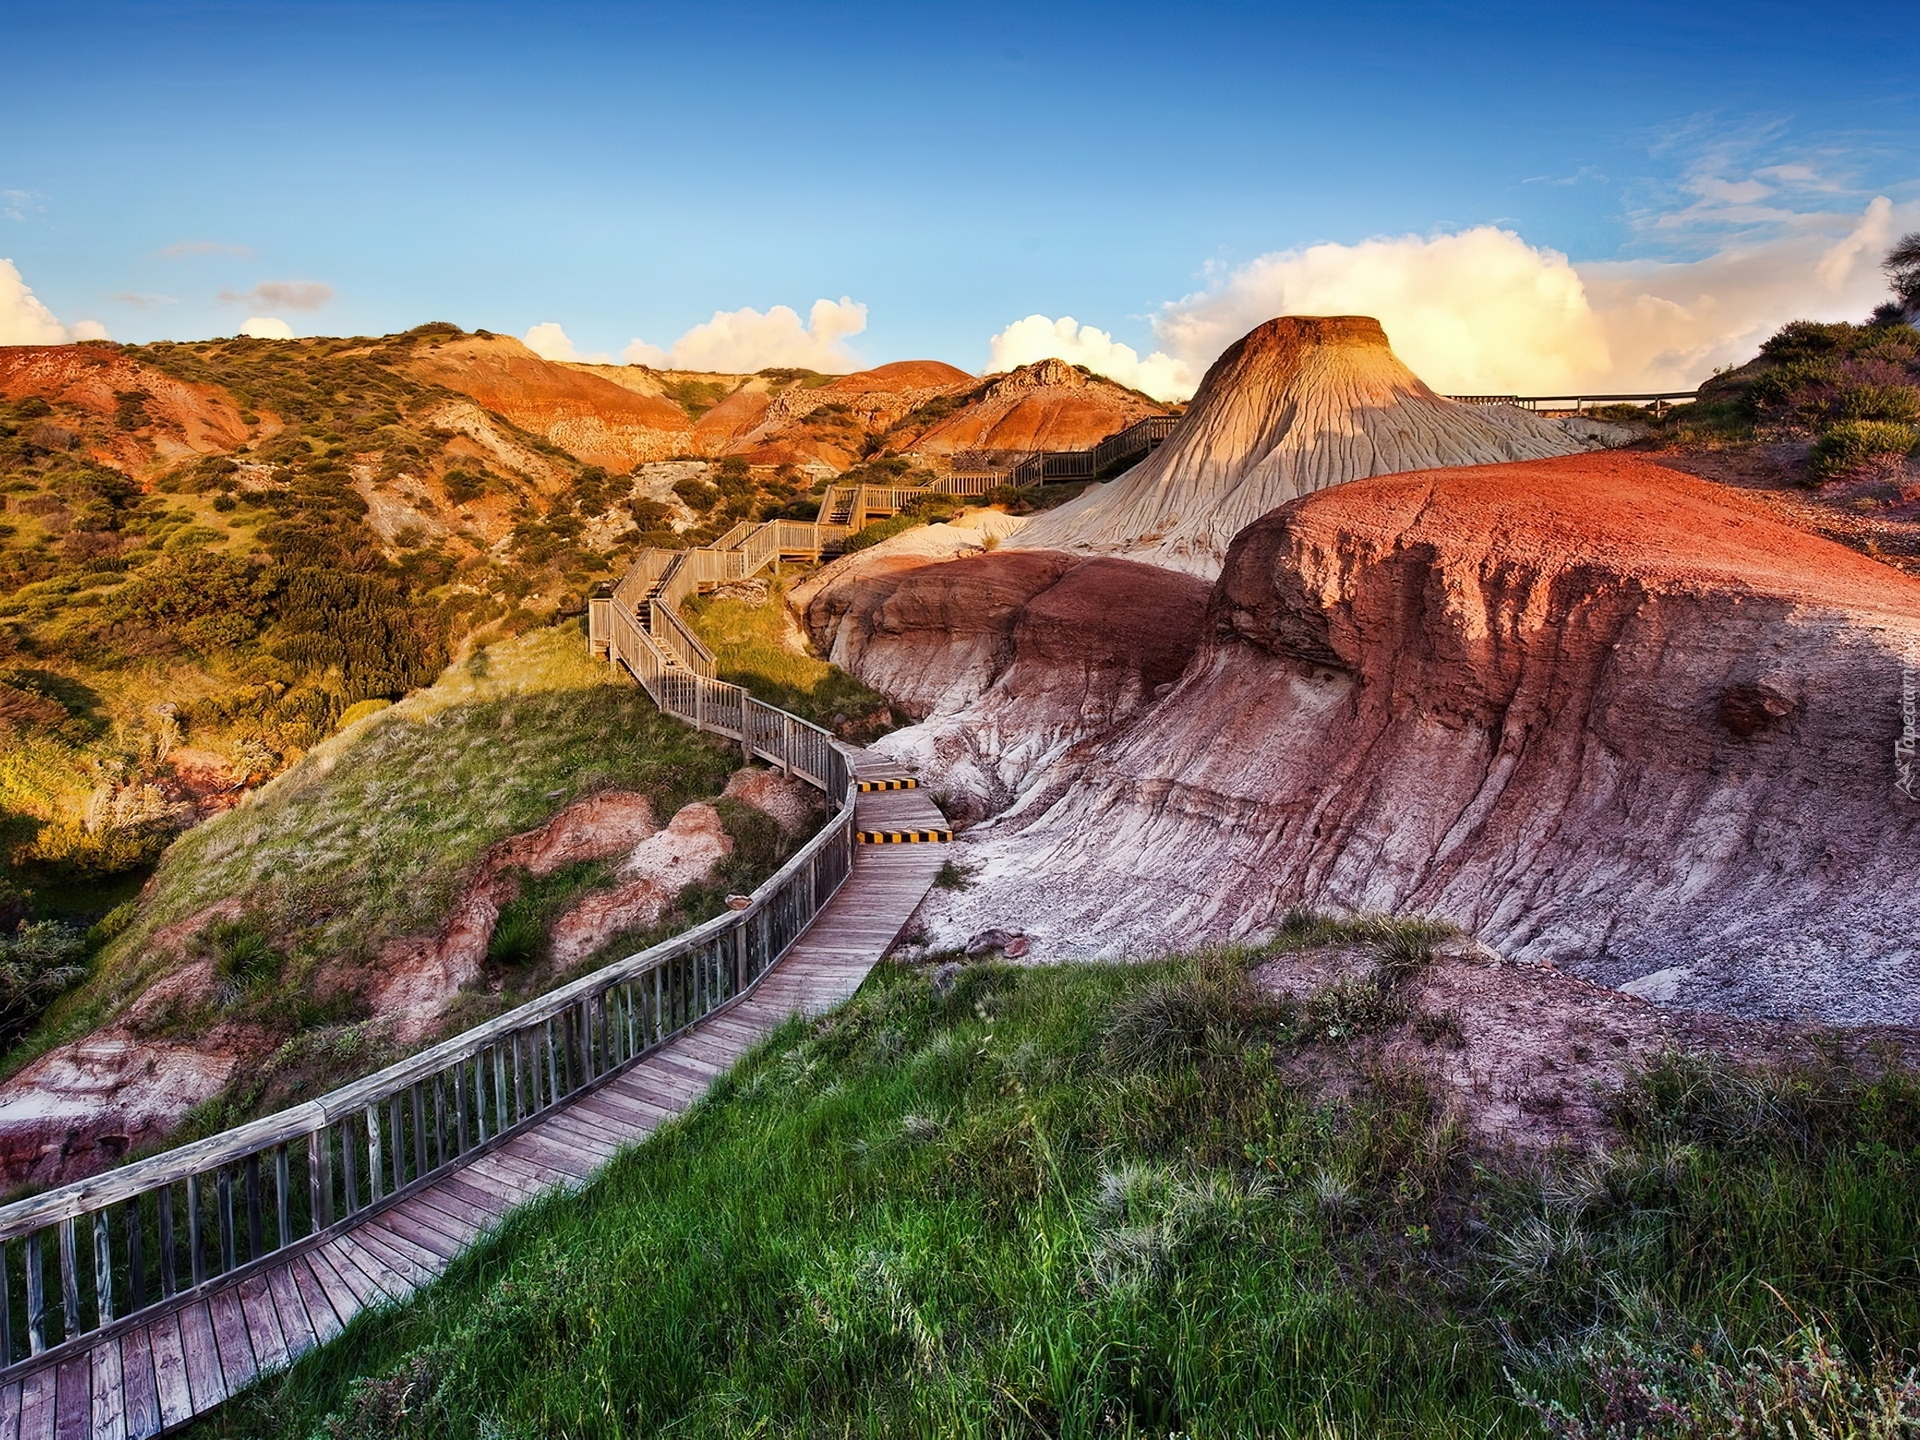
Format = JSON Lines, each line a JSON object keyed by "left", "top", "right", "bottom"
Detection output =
{"left": 193, "top": 927, "right": 1920, "bottom": 1439}
{"left": 683, "top": 581, "right": 895, "bottom": 741}
{"left": 4, "top": 623, "right": 751, "bottom": 1085}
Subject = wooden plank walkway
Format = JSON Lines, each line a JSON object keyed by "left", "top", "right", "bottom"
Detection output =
{"left": 0, "top": 751, "right": 942, "bottom": 1440}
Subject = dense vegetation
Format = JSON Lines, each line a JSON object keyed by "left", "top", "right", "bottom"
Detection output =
{"left": 193, "top": 922, "right": 1920, "bottom": 1438}
{"left": 1664, "top": 315, "right": 1920, "bottom": 477}
{"left": 0, "top": 327, "right": 648, "bottom": 919}
{"left": 3, "top": 624, "right": 821, "bottom": 1141}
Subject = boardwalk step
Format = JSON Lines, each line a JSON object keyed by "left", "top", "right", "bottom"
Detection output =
{"left": 856, "top": 778, "right": 918, "bottom": 791}
{"left": 856, "top": 828, "right": 952, "bottom": 844}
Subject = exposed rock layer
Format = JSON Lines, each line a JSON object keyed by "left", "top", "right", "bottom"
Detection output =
{"left": 805, "top": 550, "right": 1210, "bottom": 816}
{"left": 1011, "top": 316, "right": 1591, "bottom": 578}
{"left": 921, "top": 453, "right": 1920, "bottom": 1024}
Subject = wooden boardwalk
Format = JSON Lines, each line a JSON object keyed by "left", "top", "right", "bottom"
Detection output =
{"left": 0, "top": 752, "right": 944, "bottom": 1440}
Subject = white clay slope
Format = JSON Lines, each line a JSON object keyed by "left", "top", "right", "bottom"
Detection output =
{"left": 1009, "top": 315, "right": 1592, "bottom": 577}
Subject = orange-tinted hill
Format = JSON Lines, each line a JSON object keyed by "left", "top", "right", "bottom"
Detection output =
{"left": 401, "top": 335, "right": 695, "bottom": 470}
{"left": 911, "top": 358, "right": 1172, "bottom": 460}
{"left": 0, "top": 344, "right": 252, "bottom": 475}
{"left": 834, "top": 359, "right": 974, "bottom": 391}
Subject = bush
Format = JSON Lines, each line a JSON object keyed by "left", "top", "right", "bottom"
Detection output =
{"left": 1808, "top": 419, "right": 1919, "bottom": 480}
{"left": 1836, "top": 382, "right": 1920, "bottom": 423}
{"left": 0, "top": 920, "right": 87, "bottom": 1045}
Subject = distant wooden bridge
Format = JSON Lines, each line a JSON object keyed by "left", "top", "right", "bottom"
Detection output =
{"left": 0, "top": 612, "right": 948, "bottom": 1437}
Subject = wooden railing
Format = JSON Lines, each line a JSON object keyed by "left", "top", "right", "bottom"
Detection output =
{"left": 0, "top": 620, "right": 860, "bottom": 1380}
{"left": 601, "top": 515, "right": 852, "bottom": 677}
{"left": 1446, "top": 390, "right": 1698, "bottom": 414}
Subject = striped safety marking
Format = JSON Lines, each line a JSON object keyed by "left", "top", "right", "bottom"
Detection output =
{"left": 857, "top": 778, "right": 919, "bottom": 791}
{"left": 856, "top": 829, "right": 952, "bottom": 844}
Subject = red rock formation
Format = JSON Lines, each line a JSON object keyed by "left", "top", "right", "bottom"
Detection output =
{"left": 806, "top": 550, "right": 1210, "bottom": 816}
{"left": 918, "top": 453, "right": 1920, "bottom": 1024}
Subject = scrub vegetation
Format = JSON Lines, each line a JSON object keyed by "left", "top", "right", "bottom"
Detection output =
{"left": 192, "top": 920, "right": 1920, "bottom": 1439}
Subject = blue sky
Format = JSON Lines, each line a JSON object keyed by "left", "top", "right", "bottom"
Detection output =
{"left": 3, "top": 0, "right": 1918, "bottom": 393}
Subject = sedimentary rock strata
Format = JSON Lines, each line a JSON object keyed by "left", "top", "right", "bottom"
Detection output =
{"left": 922, "top": 453, "right": 1920, "bottom": 1024}
{"left": 806, "top": 550, "right": 1210, "bottom": 817}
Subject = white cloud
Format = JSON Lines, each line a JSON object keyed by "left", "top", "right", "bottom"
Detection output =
{"left": 985, "top": 315, "right": 1193, "bottom": 402}
{"left": 3, "top": 191, "right": 45, "bottom": 224}
{"left": 522, "top": 321, "right": 611, "bottom": 364}
{"left": 0, "top": 258, "right": 108, "bottom": 344}
{"left": 239, "top": 316, "right": 294, "bottom": 339}
{"left": 1151, "top": 227, "right": 1611, "bottom": 397}
{"left": 1126, "top": 194, "right": 1919, "bottom": 398}
{"left": 624, "top": 297, "right": 867, "bottom": 373}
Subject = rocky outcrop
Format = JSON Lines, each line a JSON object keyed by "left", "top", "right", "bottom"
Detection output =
{"left": 910, "top": 358, "right": 1173, "bottom": 462}
{"left": 805, "top": 550, "right": 1210, "bottom": 817}
{"left": 1010, "top": 316, "right": 1594, "bottom": 578}
{"left": 919, "top": 453, "right": 1920, "bottom": 1025}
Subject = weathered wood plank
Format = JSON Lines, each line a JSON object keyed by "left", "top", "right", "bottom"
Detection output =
{"left": 372, "top": 1209, "right": 463, "bottom": 1263}
{"left": 350, "top": 1226, "right": 440, "bottom": 1286}
{"left": 290, "top": 1255, "right": 348, "bottom": 1344}
{"left": 236, "top": 1274, "right": 290, "bottom": 1374}
{"left": 0, "top": 1378, "right": 20, "bottom": 1440}
{"left": 312, "top": 1242, "right": 384, "bottom": 1310}
{"left": 51, "top": 1354, "right": 90, "bottom": 1440}
{"left": 435, "top": 1173, "right": 521, "bottom": 1217}
{"left": 266, "top": 1265, "right": 318, "bottom": 1358}
{"left": 116, "top": 1328, "right": 158, "bottom": 1440}
{"left": 145, "top": 1314, "right": 192, "bottom": 1434}
{"left": 15, "top": 1363, "right": 55, "bottom": 1440}
{"left": 467, "top": 1151, "right": 565, "bottom": 1195}
{"left": 174, "top": 1303, "right": 226, "bottom": 1414}
{"left": 205, "top": 1289, "right": 258, "bottom": 1395}
{"left": 404, "top": 1190, "right": 494, "bottom": 1241}
{"left": 88, "top": 1335, "right": 126, "bottom": 1440}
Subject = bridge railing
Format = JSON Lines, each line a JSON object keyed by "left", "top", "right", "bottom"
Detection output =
{"left": 0, "top": 615, "right": 857, "bottom": 1377}
{"left": 1445, "top": 390, "right": 1698, "bottom": 413}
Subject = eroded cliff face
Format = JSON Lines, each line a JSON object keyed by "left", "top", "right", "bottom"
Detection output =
{"left": 804, "top": 550, "right": 1210, "bottom": 817}
{"left": 918, "top": 454, "right": 1920, "bottom": 1024}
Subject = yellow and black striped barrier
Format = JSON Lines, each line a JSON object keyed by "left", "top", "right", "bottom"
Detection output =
{"left": 857, "top": 778, "right": 919, "bottom": 791}
{"left": 856, "top": 828, "right": 952, "bottom": 844}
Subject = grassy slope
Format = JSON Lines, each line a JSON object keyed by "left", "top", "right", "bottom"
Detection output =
{"left": 5, "top": 623, "right": 802, "bottom": 1127}
{"left": 683, "top": 580, "right": 895, "bottom": 741}
{"left": 197, "top": 930, "right": 1920, "bottom": 1439}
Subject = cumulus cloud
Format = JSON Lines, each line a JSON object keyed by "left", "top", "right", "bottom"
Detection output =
{"left": 624, "top": 297, "right": 867, "bottom": 372}
{"left": 522, "top": 322, "right": 611, "bottom": 364}
{"left": 986, "top": 316, "right": 1192, "bottom": 401}
{"left": 1151, "top": 227, "right": 1610, "bottom": 397}
{"left": 239, "top": 316, "right": 295, "bottom": 339}
{"left": 0, "top": 259, "right": 108, "bottom": 344}
{"left": 220, "top": 280, "right": 332, "bottom": 312}
{"left": 1131, "top": 192, "right": 1920, "bottom": 398}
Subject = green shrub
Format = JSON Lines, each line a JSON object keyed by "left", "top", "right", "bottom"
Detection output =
{"left": 0, "top": 920, "right": 86, "bottom": 1045}
{"left": 1836, "top": 382, "right": 1920, "bottom": 423}
{"left": 839, "top": 513, "right": 924, "bottom": 553}
{"left": 1808, "top": 419, "right": 1920, "bottom": 479}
